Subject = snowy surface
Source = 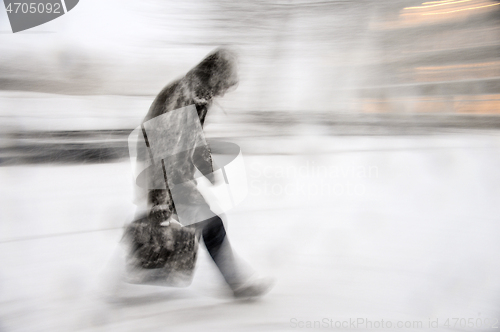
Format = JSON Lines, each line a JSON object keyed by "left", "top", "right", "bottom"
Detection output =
{"left": 1, "top": 133, "right": 500, "bottom": 331}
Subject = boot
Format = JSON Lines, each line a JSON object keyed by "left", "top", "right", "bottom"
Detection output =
{"left": 231, "top": 274, "right": 275, "bottom": 299}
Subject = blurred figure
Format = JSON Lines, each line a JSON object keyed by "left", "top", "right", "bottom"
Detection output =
{"left": 124, "top": 48, "right": 274, "bottom": 298}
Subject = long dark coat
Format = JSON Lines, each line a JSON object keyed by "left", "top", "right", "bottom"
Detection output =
{"left": 123, "top": 48, "right": 238, "bottom": 273}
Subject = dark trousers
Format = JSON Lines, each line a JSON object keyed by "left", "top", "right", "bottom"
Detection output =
{"left": 201, "top": 215, "right": 227, "bottom": 262}
{"left": 198, "top": 215, "right": 248, "bottom": 288}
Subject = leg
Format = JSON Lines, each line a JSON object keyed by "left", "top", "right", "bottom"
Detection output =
{"left": 200, "top": 214, "right": 274, "bottom": 298}
{"left": 201, "top": 215, "right": 250, "bottom": 288}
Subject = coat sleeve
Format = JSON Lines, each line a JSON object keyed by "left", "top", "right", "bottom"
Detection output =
{"left": 191, "top": 144, "right": 215, "bottom": 183}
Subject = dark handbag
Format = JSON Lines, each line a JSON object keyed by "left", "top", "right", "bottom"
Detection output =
{"left": 122, "top": 216, "right": 199, "bottom": 287}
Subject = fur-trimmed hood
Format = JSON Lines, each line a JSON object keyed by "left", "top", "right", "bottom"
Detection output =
{"left": 144, "top": 48, "right": 238, "bottom": 126}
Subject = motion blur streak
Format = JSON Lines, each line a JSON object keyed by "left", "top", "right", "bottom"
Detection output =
{"left": 1, "top": 0, "right": 500, "bottom": 331}
{"left": 423, "top": 2, "right": 500, "bottom": 15}
{"left": 405, "top": 0, "right": 474, "bottom": 10}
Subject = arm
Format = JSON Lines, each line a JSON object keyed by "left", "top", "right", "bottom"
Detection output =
{"left": 192, "top": 144, "right": 216, "bottom": 184}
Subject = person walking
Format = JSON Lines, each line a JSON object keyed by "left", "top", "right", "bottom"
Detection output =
{"left": 125, "top": 48, "right": 273, "bottom": 299}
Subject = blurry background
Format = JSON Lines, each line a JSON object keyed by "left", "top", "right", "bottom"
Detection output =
{"left": 1, "top": 0, "right": 500, "bottom": 331}
{"left": 1, "top": 0, "right": 500, "bottom": 163}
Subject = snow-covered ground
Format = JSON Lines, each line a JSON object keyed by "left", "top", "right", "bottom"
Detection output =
{"left": 1, "top": 133, "right": 500, "bottom": 332}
